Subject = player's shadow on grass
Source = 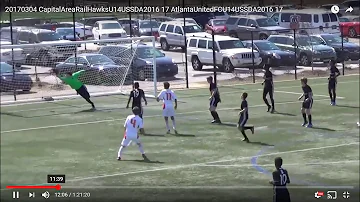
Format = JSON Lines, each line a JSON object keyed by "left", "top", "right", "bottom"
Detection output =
{"left": 171, "top": 133, "right": 195, "bottom": 137}
{"left": 121, "top": 159, "right": 164, "bottom": 164}
{"left": 311, "top": 126, "right": 336, "bottom": 131}
{"left": 219, "top": 123, "right": 238, "bottom": 127}
{"left": 248, "top": 141, "right": 274, "bottom": 146}
{"left": 336, "top": 105, "right": 359, "bottom": 109}
{"left": 143, "top": 133, "right": 166, "bottom": 137}
{"left": 273, "top": 111, "right": 297, "bottom": 116}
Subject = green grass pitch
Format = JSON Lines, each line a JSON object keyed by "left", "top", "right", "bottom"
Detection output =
{"left": 1, "top": 75, "right": 359, "bottom": 202}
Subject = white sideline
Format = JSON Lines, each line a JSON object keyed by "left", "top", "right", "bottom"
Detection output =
{"left": 1, "top": 74, "right": 358, "bottom": 107}
{"left": 2, "top": 80, "right": 357, "bottom": 113}
{"left": 199, "top": 160, "right": 359, "bottom": 168}
{"left": 0, "top": 98, "right": 331, "bottom": 134}
{"left": 273, "top": 90, "right": 345, "bottom": 99}
{"left": 65, "top": 142, "right": 359, "bottom": 182}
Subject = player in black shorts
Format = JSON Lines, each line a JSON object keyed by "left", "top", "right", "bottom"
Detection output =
{"left": 262, "top": 64, "right": 275, "bottom": 113}
{"left": 269, "top": 157, "right": 291, "bottom": 202}
{"left": 298, "top": 77, "right": 313, "bottom": 128}
{"left": 328, "top": 60, "right": 340, "bottom": 106}
{"left": 126, "top": 82, "right": 147, "bottom": 118}
{"left": 237, "top": 92, "right": 254, "bottom": 143}
{"left": 207, "top": 76, "right": 221, "bottom": 123}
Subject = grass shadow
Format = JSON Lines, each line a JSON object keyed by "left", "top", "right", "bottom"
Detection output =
{"left": 273, "top": 111, "right": 297, "bottom": 116}
{"left": 143, "top": 133, "right": 166, "bottom": 137}
{"left": 336, "top": 105, "right": 359, "bottom": 109}
{"left": 220, "top": 122, "right": 237, "bottom": 127}
{"left": 248, "top": 141, "right": 274, "bottom": 146}
{"left": 121, "top": 159, "right": 164, "bottom": 164}
{"left": 172, "top": 133, "right": 195, "bottom": 137}
{"left": 311, "top": 126, "right": 336, "bottom": 131}
{"left": 0, "top": 112, "right": 26, "bottom": 118}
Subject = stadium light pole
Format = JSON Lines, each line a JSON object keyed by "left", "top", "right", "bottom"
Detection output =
{"left": 9, "top": 11, "right": 16, "bottom": 101}
{"left": 183, "top": 0, "right": 189, "bottom": 88}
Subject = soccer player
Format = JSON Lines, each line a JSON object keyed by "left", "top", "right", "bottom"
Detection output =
{"left": 262, "top": 64, "right": 275, "bottom": 113}
{"left": 328, "top": 60, "right": 340, "bottom": 106}
{"left": 55, "top": 70, "right": 95, "bottom": 110}
{"left": 207, "top": 76, "right": 221, "bottom": 123}
{"left": 237, "top": 92, "right": 254, "bottom": 143}
{"left": 126, "top": 82, "right": 147, "bottom": 118}
{"left": 298, "top": 77, "right": 313, "bottom": 128}
{"left": 269, "top": 157, "right": 291, "bottom": 202}
{"left": 156, "top": 82, "right": 178, "bottom": 134}
{"left": 117, "top": 107, "right": 148, "bottom": 161}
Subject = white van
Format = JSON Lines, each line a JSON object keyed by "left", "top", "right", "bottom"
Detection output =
{"left": 270, "top": 9, "right": 341, "bottom": 35}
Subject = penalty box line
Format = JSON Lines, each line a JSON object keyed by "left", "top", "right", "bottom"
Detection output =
{"left": 64, "top": 142, "right": 359, "bottom": 183}
{"left": 1, "top": 98, "right": 333, "bottom": 134}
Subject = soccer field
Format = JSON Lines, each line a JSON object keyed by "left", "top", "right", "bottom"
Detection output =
{"left": 1, "top": 75, "right": 359, "bottom": 202}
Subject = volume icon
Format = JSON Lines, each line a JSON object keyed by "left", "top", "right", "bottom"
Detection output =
{"left": 42, "top": 191, "right": 50, "bottom": 199}
{"left": 12, "top": 191, "right": 20, "bottom": 199}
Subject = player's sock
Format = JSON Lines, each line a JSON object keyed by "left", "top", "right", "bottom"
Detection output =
{"left": 302, "top": 113, "right": 307, "bottom": 123}
{"left": 333, "top": 91, "right": 336, "bottom": 104}
{"left": 329, "top": 92, "right": 333, "bottom": 103}
{"left": 210, "top": 111, "right": 216, "bottom": 120}
{"left": 241, "top": 130, "right": 249, "bottom": 142}
{"left": 137, "top": 144, "right": 145, "bottom": 154}
{"left": 264, "top": 99, "right": 271, "bottom": 111}
{"left": 214, "top": 111, "right": 221, "bottom": 121}
{"left": 165, "top": 120, "right": 170, "bottom": 131}
{"left": 270, "top": 98, "right": 275, "bottom": 112}
{"left": 171, "top": 119, "right": 176, "bottom": 130}
{"left": 308, "top": 115, "right": 312, "bottom": 124}
{"left": 118, "top": 146, "right": 125, "bottom": 158}
{"left": 85, "top": 98, "right": 95, "bottom": 108}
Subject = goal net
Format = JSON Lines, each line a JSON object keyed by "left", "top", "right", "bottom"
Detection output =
{"left": 0, "top": 36, "right": 158, "bottom": 104}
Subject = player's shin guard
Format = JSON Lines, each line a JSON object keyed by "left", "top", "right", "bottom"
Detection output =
{"left": 165, "top": 119, "right": 170, "bottom": 131}
{"left": 171, "top": 119, "right": 176, "bottom": 129}
{"left": 118, "top": 146, "right": 125, "bottom": 158}
{"left": 210, "top": 111, "right": 216, "bottom": 120}
{"left": 302, "top": 113, "right": 307, "bottom": 123}
{"left": 308, "top": 115, "right": 312, "bottom": 124}
{"left": 137, "top": 143, "right": 145, "bottom": 154}
{"left": 241, "top": 129, "right": 249, "bottom": 141}
{"left": 213, "top": 111, "right": 221, "bottom": 121}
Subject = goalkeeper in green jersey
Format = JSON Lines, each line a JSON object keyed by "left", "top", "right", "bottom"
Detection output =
{"left": 54, "top": 69, "right": 96, "bottom": 110}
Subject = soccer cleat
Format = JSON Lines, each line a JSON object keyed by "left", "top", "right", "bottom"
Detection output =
{"left": 117, "top": 157, "right": 121, "bottom": 161}
{"left": 270, "top": 108, "right": 275, "bottom": 113}
{"left": 166, "top": 130, "right": 171, "bottom": 134}
{"left": 333, "top": 101, "right": 336, "bottom": 106}
{"left": 250, "top": 127, "right": 254, "bottom": 134}
{"left": 142, "top": 154, "right": 149, "bottom": 161}
{"left": 306, "top": 124, "right": 313, "bottom": 128}
{"left": 301, "top": 122, "right": 308, "bottom": 127}
{"left": 211, "top": 120, "right": 217, "bottom": 123}
{"left": 242, "top": 138, "right": 250, "bottom": 143}
{"left": 174, "top": 130, "right": 178, "bottom": 135}
{"left": 267, "top": 106, "right": 271, "bottom": 112}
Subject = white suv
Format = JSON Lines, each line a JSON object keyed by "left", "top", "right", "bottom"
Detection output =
{"left": 187, "top": 35, "right": 262, "bottom": 73}
{"left": 92, "top": 20, "right": 127, "bottom": 40}
{"left": 158, "top": 21, "right": 210, "bottom": 51}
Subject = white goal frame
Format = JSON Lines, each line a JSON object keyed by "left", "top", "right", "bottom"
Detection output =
{"left": 0, "top": 36, "right": 157, "bottom": 105}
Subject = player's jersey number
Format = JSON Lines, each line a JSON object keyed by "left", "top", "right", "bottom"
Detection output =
{"left": 133, "top": 90, "right": 140, "bottom": 98}
{"left": 130, "top": 118, "right": 136, "bottom": 128}
{"left": 280, "top": 173, "right": 287, "bottom": 185}
{"left": 165, "top": 93, "right": 172, "bottom": 100}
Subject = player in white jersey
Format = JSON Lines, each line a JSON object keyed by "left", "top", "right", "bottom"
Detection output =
{"left": 117, "top": 107, "right": 149, "bottom": 161}
{"left": 156, "top": 82, "right": 178, "bottom": 134}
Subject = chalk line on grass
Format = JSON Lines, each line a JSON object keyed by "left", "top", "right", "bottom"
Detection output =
{"left": 0, "top": 98, "right": 332, "bottom": 134}
{"left": 65, "top": 142, "right": 359, "bottom": 183}
{"left": 199, "top": 160, "right": 359, "bottom": 168}
{"left": 273, "top": 90, "right": 345, "bottom": 99}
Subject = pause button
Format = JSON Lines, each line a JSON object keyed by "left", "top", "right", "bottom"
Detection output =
{"left": 12, "top": 191, "right": 20, "bottom": 199}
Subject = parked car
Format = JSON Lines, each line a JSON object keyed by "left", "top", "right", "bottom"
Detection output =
{"left": 267, "top": 34, "right": 337, "bottom": 66}
{"left": 55, "top": 28, "right": 81, "bottom": 41}
{"left": 13, "top": 18, "right": 43, "bottom": 26}
{"left": 0, "top": 40, "right": 26, "bottom": 68}
{"left": 0, "top": 20, "right": 11, "bottom": 28}
{"left": 158, "top": 21, "right": 210, "bottom": 51}
{"left": 0, "top": 26, "right": 34, "bottom": 44}
{"left": 134, "top": 20, "right": 159, "bottom": 38}
{"left": 0, "top": 62, "right": 32, "bottom": 92}
{"left": 187, "top": 35, "right": 262, "bottom": 72}
{"left": 58, "top": 22, "right": 93, "bottom": 39}
{"left": 243, "top": 40, "right": 296, "bottom": 67}
{"left": 225, "top": 15, "right": 290, "bottom": 40}
{"left": 118, "top": 18, "right": 138, "bottom": 36}
{"left": 98, "top": 44, "right": 178, "bottom": 80}
{"left": 172, "top": 12, "right": 214, "bottom": 28}
{"left": 54, "top": 54, "right": 126, "bottom": 85}
{"left": 311, "top": 34, "right": 360, "bottom": 61}
{"left": 205, "top": 19, "right": 227, "bottom": 34}
{"left": 14, "top": 28, "right": 77, "bottom": 66}
{"left": 148, "top": 16, "right": 174, "bottom": 23}
{"left": 34, "top": 22, "right": 59, "bottom": 31}
{"left": 339, "top": 16, "right": 360, "bottom": 38}
{"left": 92, "top": 20, "right": 127, "bottom": 40}
{"left": 270, "top": 9, "right": 341, "bottom": 35}
{"left": 78, "top": 16, "right": 118, "bottom": 27}
{"left": 173, "top": 18, "right": 199, "bottom": 25}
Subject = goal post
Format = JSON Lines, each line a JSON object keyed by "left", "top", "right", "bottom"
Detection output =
{"left": 0, "top": 36, "right": 158, "bottom": 104}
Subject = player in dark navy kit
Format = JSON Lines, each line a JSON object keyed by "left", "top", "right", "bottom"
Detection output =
{"left": 262, "top": 64, "right": 275, "bottom": 113}
{"left": 298, "top": 77, "right": 313, "bottom": 128}
{"left": 207, "top": 76, "right": 221, "bottom": 123}
{"left": 328, "top": 60, "right": 340, "bottom": 106}
{"left": 237, "top": 92, "right": 254, "bottom": 143}
{"left": 269, "top": 157, "right": 291, "bottom": 202}
{"left": 126, "top": 82, "right": 147, "bottom": 118}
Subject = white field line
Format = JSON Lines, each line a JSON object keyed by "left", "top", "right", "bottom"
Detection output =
{"left": 64, "top": 142, "right": 359, "bottom": 182}
{"left": 1, "top": 74, "right": 358, "bottom": 108}
{"left": 0, "top": 98, "right": 331, "bottom": 134}
{"left": 273, "top": 90, "right": 345, "bottom": 99}
{"left": 59, "top": 185, "right": 355, "bottom": 189}
{"left": 199, "top": 160, "right": 359, "bottom": 168}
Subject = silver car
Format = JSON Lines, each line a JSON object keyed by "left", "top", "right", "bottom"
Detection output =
{"left": 225, "top": 15, "right": 290, "bottom": 40}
